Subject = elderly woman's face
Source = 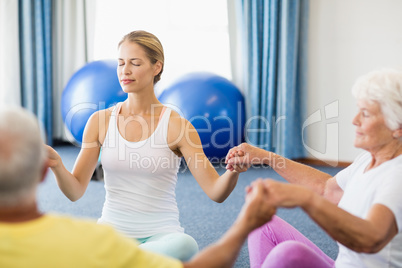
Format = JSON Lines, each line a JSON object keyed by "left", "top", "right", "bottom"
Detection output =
{"left": 353, "top": 99, "right": 394, "bottom": 152}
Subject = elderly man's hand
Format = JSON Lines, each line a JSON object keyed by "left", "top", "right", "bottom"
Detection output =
{"left": 236, "top": 179, "right": 276, "bottom": 232}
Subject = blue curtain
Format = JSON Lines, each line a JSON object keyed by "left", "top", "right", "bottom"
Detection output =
{"left": 19, "top": 0, "right": 53, "bottom": 144}
{"left": 238, "top": 0, "right": 309, "bottom": 159}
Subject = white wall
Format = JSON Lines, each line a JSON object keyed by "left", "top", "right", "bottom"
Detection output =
{"left": 0, "top": 0, "right": 20, "bottom": 106}
{"left": 93, "top": 0, "right": 231, "bottom": 95}
{"left": 305, "top": 0, "right": 402, "bottom": 163}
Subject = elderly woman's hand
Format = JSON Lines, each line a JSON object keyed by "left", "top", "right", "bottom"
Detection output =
{"left": 225, "top": 149, "right": 250, "bottom": 173}
{"left": 225, "top": 143, "right": 273, "bottom": 172}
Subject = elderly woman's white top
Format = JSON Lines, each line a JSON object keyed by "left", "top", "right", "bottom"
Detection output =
{"left": 335, "top": 152, "right": 402, "bottom": 267}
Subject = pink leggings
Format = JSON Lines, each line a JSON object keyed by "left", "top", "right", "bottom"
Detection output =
{"left": 248, "top": 216, "right": 335, "bottom": 268}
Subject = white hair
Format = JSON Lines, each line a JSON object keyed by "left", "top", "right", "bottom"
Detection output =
{"left": 0, "top": 106, "right": 46, "bottom": 205}
{"left": 352, "top": 69, "right": 402, "bottom": 130}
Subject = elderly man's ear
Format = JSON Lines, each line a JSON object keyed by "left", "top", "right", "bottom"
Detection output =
{"left": 40, "top": 162, "right": 49, "bottom": 183}
{"left": 393, "top": 128, "right": 402, "bottom": 139}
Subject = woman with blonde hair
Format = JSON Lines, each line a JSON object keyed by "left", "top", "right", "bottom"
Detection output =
{"left": 47, "top": 30, "right": 245, "bottom": 261}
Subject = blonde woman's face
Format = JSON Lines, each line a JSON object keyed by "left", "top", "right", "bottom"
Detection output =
{"left": 117, "top": 41, "right": 160, "bottom": 93}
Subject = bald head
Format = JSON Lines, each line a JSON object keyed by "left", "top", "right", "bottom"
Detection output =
{"left": 0, "top": 106, "right": 46, "bottom": 206}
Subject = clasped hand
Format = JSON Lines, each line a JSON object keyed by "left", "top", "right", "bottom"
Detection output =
{"left": 225, "top": 143, "right": 271, "bottom": 172}
{"left": 226, "top": 143, "right": 312, "bottom": 213}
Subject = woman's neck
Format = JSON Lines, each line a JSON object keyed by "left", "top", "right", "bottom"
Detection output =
{"left": 367, "top": 140, "right": 402, "bottom": 170}
{"left": 124, "top": 91, "right": 162, "bottom": 116}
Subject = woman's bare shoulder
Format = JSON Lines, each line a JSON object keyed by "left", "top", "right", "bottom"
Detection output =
{"left": 168, "top": 109, "right": 191, "bottom": 129}
{"left": 91, "top": 106, "right": 116, "bottom": 145}
{"left": 166, "top": 109, "right": 189, "bottom": 151}
{"left": 169, "top": 109, "right": 182, "bottom": 119}
{"left": 86, "top": 107, "right": 113, "bottom": 125}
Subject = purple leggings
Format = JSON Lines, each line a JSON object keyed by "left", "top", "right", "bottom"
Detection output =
{"left": 248, "top": 216, "right": 335, "bottom": 268}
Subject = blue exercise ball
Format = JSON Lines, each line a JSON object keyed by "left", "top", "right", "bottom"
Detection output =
{"left": 61, "top": 59, "right": 127, "bottom": 145}
{"left": 158, "top": 72, "right": 245, "bottom": 160}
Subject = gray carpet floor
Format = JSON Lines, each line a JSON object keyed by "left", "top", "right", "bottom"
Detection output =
{"left": 38, "top": 145, "right": 342, "bottom": 267}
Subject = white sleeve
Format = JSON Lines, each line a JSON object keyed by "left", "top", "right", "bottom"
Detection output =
{"left": 373, "top": 167, "right": 402, "bottom": 232}
{"left": 336, "top": 152, "right": 369, "bottom": 190}
{"left": 335, "top": 166, "right": 351, "bottom": 190}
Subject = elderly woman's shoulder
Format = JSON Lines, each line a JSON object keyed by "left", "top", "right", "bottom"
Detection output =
{"left": 353, "top": 151, "right": 371, "bottom": 163}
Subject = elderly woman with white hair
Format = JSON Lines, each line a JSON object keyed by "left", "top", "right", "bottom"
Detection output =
{"left": 225, "top": 69, "right": 402, "bottom": 267}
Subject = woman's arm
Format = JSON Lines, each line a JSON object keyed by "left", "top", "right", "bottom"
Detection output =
{"left": 47, "top": 111, "right": 103, "bottom": 201}
{"left": 263, "top": 179, "right": 398, "bottom": 253}
{"left": 169, "top": 115, "right": 245, "bottom": 203}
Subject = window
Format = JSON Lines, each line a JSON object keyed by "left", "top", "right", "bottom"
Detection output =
{"left": 93, "top": 0, "right": 231, "bottom": 94}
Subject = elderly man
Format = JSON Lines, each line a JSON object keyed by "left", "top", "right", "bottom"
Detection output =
{"left": 0, "top": 106, "right": 275, "bottom": 268}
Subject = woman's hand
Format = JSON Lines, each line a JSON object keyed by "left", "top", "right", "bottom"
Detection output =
{"left": 45, "top": 145, "right": 61, "bottom": 169}
{"left": 225, "top": 149, "right": 250, "bottom": 173}
{"left": 225, "top": 143, "right": 272, "bottom": 172}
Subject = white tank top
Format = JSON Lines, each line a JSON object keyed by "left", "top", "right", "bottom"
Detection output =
{"left": 98, "top": 103, "right": 183, "bottom": 238}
